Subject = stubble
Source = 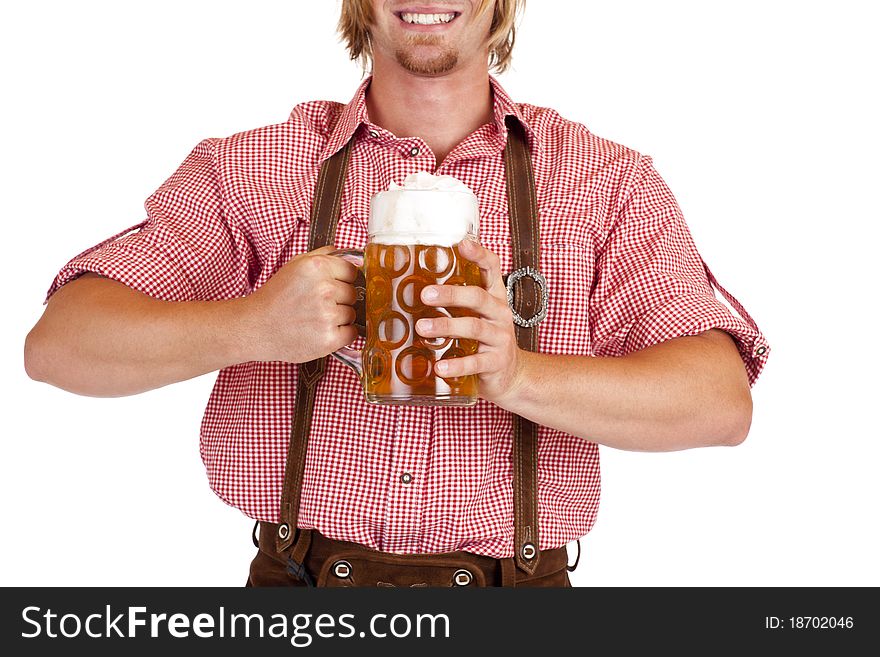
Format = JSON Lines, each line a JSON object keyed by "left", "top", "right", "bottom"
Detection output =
{"left": 394, "top": 35, "right": 459, "bottom": 75}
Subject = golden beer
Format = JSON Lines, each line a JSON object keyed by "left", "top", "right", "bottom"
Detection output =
{"left": 329, "top": 173, "right": 481, "bottom": 406}
{"left": 363, "top": 241, "right": 481, "bottom": 405}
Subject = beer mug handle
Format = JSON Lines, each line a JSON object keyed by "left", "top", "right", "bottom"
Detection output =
{"left": 326, "top": 248, "right": 365, "bottom": 378}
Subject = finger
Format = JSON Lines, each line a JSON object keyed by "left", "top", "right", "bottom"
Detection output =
{"left": 435, "top": 352, "right": 492, "bottom": 378}
{"left": 458, "top": 239, "right": 506, "bottom": 299}
{"left": 320, "top": 254, "right": 359, "bottom": 283}
{"left": 334, "top": 323, "right": 358, "bottom": 347}
{"left": 331, "top": 280, "right": 358, "bottom": 305}
{"left": 421, "top": 283, "right": 498, "bottom": 312}
{"left": 333, "top": 303, "right": 356, "bottom": 326}
{"left": 311, "top": 245, "right": 337, "bottom": 254}
{"left": 416, "top": 315, "right": 491, "bottom": 342}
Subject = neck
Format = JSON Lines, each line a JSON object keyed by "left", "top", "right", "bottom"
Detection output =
{"left": 366, "top": 55, "right": 493, "bottom": 166}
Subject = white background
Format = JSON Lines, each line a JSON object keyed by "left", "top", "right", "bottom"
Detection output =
{"left": 2, "top": 0, "right": 878, "bottom": 586}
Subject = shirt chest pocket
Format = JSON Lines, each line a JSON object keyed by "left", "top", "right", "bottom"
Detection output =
{"left": 491, "top": 216, "right": 597, "bottom": 357}
{"left": 254, "top": 211, "right": 368, "bottom": 289}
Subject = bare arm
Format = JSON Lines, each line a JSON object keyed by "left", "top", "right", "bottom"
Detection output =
{"left": 24, "top": 247, "right": 359, "bottom": 397}
{"left": 494, "top": 329, "right": 752, "bottom": 451}
{"left": 416, "top": 239, "right": 754, "bottom": 451}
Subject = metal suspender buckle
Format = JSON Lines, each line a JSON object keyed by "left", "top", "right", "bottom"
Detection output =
{"left": 506, "top": 266, "right": 549, "bottom": 327}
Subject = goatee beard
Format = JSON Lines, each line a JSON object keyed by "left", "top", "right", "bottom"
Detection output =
{"left": 394, "top": 35, "right": 459, "bottom": 76}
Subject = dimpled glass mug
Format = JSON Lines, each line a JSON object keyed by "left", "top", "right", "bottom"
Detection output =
{"left": 330, "top": 173, "right": 481, "bottom": 406}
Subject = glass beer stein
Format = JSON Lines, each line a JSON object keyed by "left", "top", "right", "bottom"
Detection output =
{"left": 330, "top": 174, "right": 481, "bottom": 406}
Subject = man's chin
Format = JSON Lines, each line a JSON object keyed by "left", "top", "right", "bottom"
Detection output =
{"left": 394, "top": 48, "right": 459, "bottom": 76}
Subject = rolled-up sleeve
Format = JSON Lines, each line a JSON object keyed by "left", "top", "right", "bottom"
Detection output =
{"left": 588, "top": 155, "right": 769, "bottom": 386}
{"left": 45, "top": 139, "right": 254, "bottom": 303}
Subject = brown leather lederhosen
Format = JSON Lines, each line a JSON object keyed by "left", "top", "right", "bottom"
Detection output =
{"left": 247, "top": 116, "right": 576, "bottom": 587}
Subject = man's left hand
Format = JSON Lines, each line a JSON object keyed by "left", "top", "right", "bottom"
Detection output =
{"left": 415, "top": 239, "right": 526, "bottom": 405}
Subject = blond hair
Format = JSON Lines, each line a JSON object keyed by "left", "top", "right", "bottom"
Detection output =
{"left": 338, "top": 0, "right": 525, "bottom": 73}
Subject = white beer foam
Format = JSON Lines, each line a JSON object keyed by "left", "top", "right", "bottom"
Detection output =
{"left": 370, "top": 172, "right": 479, "bottom": 246}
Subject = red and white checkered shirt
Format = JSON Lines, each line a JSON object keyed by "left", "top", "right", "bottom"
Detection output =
{"left": 46, "top": 76, "right": 769, "bottom": 557}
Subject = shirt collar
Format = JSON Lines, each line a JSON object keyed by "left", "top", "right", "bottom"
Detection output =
{"left": 488, "top": 75, "right": 538, "bottom": 151}
{"left": 319, "top": 75, "right": 539, "bottom": 161}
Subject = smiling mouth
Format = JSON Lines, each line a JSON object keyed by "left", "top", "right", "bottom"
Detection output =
{"left": 396, "top": 11, "right": 460, "bottom": 26}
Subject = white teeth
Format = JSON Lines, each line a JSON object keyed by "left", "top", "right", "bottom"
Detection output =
{"left": 400, "top": 12, "right": 456, "bottom": 25}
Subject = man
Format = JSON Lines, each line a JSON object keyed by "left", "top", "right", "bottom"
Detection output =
{"left": 24, "top": 0, "right": 768, "bottom": 587}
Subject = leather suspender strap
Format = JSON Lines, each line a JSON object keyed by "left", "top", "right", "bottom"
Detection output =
{"left": 275, "top": 139, "right": 354, "bottom": 572}
{"left": 275, "top": 117, "right": 542, "bottom": 582}
{"left": 503, "top": 116, "right": 542, "bottom": 575}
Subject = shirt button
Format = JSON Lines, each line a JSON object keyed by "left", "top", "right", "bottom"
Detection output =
{"left": 400, "top": 472, "right": 413, "bottom": 485}
{"left": 409, "top": 146, "right": 420, "bottom": 157}
{"left": 369, "top": 130, "right": 379, "bottom": 139}
{"left": 755, "top": 345, "right": 767, "bottom": 356}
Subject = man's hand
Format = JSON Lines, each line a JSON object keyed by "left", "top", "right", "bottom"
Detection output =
{"left": 415, "top": 239, "right": 525, "bottom": 404}
{"left": 244, "top": 246, "right": 359, "bottom": 363}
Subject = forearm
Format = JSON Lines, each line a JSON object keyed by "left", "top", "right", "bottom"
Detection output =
{"left": 495, "top": 330, "right": 753, "bottom": 451}
{"left": 24, "top": 274, "right": 249, "bottom": 397}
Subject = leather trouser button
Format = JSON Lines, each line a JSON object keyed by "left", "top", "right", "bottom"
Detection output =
{"left": 452, "top": 569, "right": 473, "bottom": 586}
{"left": 332, "top": 560, "right": 352, "bottom": 579}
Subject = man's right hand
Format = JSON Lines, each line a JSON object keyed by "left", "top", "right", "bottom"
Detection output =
{"left": 242, "top": 246, "right": 359, "bottom": 364}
